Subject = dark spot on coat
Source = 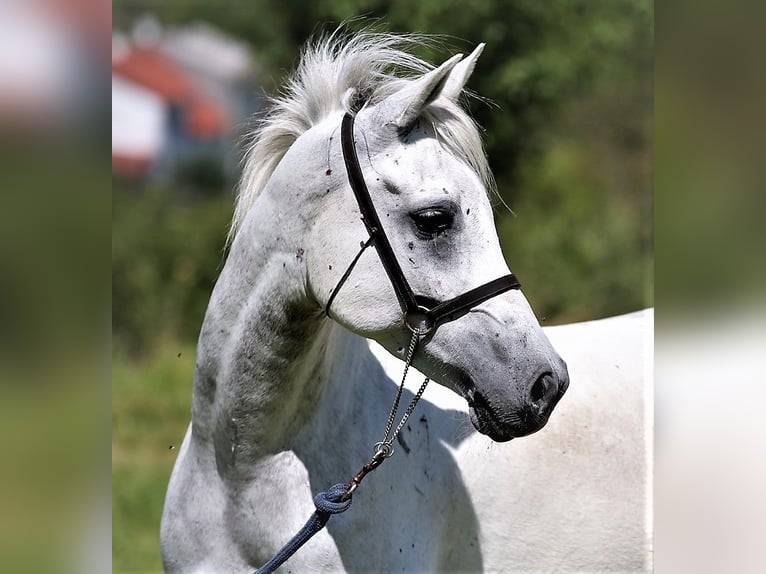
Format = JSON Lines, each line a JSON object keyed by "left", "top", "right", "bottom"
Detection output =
{"left": 328, "top": 265, "right": 333, "bottom": 270}
{"left": 397, "top": 432, "right": 410, "bottom": 454}
{"left": 466, "top": 208, "right": 471, "bottom": 215}
{"left": 296, "top": 248, "right": 305, "bottom": 260}
{"left": 325, "top": 169, "right": 332, "bottom": 176}
{"left": 407, "top": 241, "right": 414, "bottom": 250}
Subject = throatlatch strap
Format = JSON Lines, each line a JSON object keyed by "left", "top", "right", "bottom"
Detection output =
{"left": 324, "top": 236, "right": 374, "bottom": 318}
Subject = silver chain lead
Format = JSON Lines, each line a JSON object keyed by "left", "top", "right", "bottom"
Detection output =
{"left": 373, "top": 329, "right": 431, "bottom": 459}
{"left": 381, "top": 330, "right": 419, "bottom": 440}
{"left": 392, "top": 375, "right": 430, "bottom": 440}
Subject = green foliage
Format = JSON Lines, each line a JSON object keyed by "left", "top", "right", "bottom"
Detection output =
{"left": 112, "top": 188, "right": 232, "bottom": 355}
{"left": 173, "top": 155, "right": 230, "bottom": 197}
{"left": 114, "top": 0, "right": 652, "bottom": 190}
{"left": 112, "top": 345, "right": 195, "bottom": 573}
{"left": 500, "top": 129, "right": 652, "bottom": 324}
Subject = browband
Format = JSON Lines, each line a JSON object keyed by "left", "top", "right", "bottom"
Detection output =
{"left": 326, "top": 112, "right": 521, "bottom": 334}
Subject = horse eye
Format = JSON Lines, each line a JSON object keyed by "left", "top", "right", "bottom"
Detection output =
{"left": 410, "top": 208, "right": 455, "bottom": 237}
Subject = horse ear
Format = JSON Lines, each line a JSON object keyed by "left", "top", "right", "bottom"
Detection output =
{"left": 441, "top": 43, "right": 485, "bottom": 102}
{"left": 375, "top": 53, "right": 463, "bottom": 130}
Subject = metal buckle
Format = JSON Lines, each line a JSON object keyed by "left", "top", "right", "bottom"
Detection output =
{"left": 404, "top": 305, "right": 434, "bottom": 335}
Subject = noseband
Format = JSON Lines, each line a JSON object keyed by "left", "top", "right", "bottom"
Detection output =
{"left": 325, "top": 112, "right": 521, "bottom": 335}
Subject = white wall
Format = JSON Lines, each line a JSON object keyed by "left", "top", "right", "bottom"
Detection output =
{"left": 111, "top": 74, "right": 165, "bottom": 160}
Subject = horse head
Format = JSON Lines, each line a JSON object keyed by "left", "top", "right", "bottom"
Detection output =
{"left": 306, "top": 44, "right": 569, "bottom": 441}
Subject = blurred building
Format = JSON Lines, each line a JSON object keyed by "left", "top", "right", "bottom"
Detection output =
{"left": 112, "top": 16, "right": 259, "bottom": 182}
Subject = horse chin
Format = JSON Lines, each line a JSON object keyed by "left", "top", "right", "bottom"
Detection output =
{"left": 468, "top": 399, "right": 549, "bottom": 442}
{"left": 469, "top": 406, "right": 513, "bottom": 442}
{"left": 468, "top": 405, "right": 516, "bottom": 442}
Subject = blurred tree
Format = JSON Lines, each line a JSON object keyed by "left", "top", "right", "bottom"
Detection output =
{"left": 173, "top": 154, "right": 231, "bottom": 198}
{"left": 114, "top": 0, "right": 650, "bottom": 192}
{"left": 112, "top": 188, "right": 232, "bottom": 355}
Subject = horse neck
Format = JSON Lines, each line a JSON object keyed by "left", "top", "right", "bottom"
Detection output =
{"left": 191, "top": 191, "right": 380, "bottom": 479}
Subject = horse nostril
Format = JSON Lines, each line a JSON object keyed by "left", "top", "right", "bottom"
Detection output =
{"left": 530, "top": 372, "right": 554, "bottom": 404}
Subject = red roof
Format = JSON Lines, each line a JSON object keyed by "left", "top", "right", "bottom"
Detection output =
{"left": 113, "top": 47, "right": 227, "bottom": 139}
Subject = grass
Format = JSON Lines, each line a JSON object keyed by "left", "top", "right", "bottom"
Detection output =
{"left": 112, "top": 344, "right": 195, "bottom": 574}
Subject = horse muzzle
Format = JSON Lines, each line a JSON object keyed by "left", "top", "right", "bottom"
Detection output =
{"left": 467, "top": 370, "right": 569, "bottom": 442}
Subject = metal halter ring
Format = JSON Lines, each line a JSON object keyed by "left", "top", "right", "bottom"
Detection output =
{"left": 404, "top": 306, "right": 434, "bottom": 335}
{"left": 373, "top": 441, "right": 394, "bottom": 459}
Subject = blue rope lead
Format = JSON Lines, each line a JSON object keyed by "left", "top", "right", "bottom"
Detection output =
{"left": 252, "top": 483, "right": 352, "bottom": 574}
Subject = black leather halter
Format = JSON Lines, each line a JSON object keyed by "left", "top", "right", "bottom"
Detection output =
{"left": 325, "top": 112, "right": 521, "bottom": 334}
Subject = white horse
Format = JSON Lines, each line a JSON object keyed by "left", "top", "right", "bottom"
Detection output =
{"left": 161, "top": 32, "right": 651, "bottom": 573}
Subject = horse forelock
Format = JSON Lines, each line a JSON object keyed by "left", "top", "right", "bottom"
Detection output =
{"left": 229, "top": 28, "right": 494, "bottom": 244}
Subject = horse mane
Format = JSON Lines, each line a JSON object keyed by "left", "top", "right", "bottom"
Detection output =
{"left": 229, "top": 29, "right": 495, "bottom": 242}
